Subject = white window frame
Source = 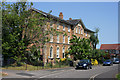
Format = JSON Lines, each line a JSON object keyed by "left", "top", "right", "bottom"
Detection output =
{"left": 81, "top": 28, "right": 83, "bottom": 34}
{"left": 85, "top": 31, "right": 87, "bottom": 36}
{"left": 50, "top": 47, "right": 53, "bottom": 58}
{"left": 50, "top": 23, "right": 53, "bottom": 27}
{"left": 68, "top": 36, "right": 70, "bottom": 44}
{"left": 79, "top": 27, "right": 80, "bottom": 34}
{"left": 62, "top": 47, "right": 65, "bottom": 58}
{"left": 57, "top": 35, "right": 59, "bottom": 43}
{"left": 63, "top": 35, "right": 65, "bottom": 43}
{"left": 50, "top": 34, "right": 53, "bottom": 42}
{"left": 68, "top": 26, "right": 70, "bottom": 32}
{"left": 63, "top": 24, "right": 65, "bottom": 31}
{"left": 57, "top": 47, "right": 59, "bottom": 58}
{"left": 57, "top": 23, "right": 59, "bottom": 29}
{"left": 76, "top": 27, "right": 77, "bottom": 33}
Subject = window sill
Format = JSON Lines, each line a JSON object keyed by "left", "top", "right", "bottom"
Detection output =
{"left": 49, "top": 57, "right": 54, "bottom": 60}
{"left": 56, "top": 57, "right": 60, "bottom": 59}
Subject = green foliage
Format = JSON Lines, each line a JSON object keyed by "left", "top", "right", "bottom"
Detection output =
{"left": 69, "top": 35, "right": 92, "bottom": 60}
{"left": 2, "top": 2, "right": 63, "bottom": 66}
{"left": 90, "top": 28, "right": 99, "bottom": 49}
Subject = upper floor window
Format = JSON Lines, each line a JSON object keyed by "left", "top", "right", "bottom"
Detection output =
{"left": 50, "top": 23, "right": 53, "bottom": 27}
{"left": 57, "top": 23, "right": 59, "bottom": 29}
{"left": 63, "top": 24, "right": 65, "bottom": 31}
{"left": 68, "top": 26, "right": 70, "bottom": 32}
{"left": 88, "top": 33, "right": 90, "bottom": 37}
{"left": 63, "top": 35, "right": 65, "bottom": 43}
{"left": 79, "top": 27, "right": 80, "bottom": 34}
{"left": 85, "top": 31, "right": 87, "bottom": 36}
{"left": 57, "top": 47, "right": 59, "bottom": 58}
{"left": 81, "top": 28, "right": 83, "bottom": 34}
{"left": 76, "top": 27, "right": 77, "bottom": 33}
{"left": 50, "top": 47, "right": 53, "bottom": 58}
{"left": 50, "top": 34, "right": 53, "bottom": 42}
{"left": 57, "top": 35, "right": 59, "bottom": 43}
{"left": 68, "top": 36, "right": 70, "bottom": 44}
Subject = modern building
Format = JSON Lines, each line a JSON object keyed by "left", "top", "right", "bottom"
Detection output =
{"left": 100, "top": 44, "right": 120, "bottom": 59}
{"left": 30, "top": 8, "right": 94, "bottom": 64}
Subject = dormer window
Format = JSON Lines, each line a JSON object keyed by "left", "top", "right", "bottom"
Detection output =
{"left": 81, "top": 29, "right": 83, "bottom": 34}
{"left": 68, "top": 26, "right": 70, "bottom": 32}
{"left": 79, "top": 27, "right": 80, "bottom": 34}
{"left": 76, "top": 27, "right": 77, "bottom": 33}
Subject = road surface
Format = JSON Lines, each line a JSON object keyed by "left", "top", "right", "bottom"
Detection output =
{"left": 2, "top": 64, "right": 119, "bottom": 80}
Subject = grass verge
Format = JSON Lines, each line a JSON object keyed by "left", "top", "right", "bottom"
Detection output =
{"left": 116, "top": 73, "right": 120, "bottom": 80}
{"left": 2, "top": 64, "right": 69, "bottom": 71}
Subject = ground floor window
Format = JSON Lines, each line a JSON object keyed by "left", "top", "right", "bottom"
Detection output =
{"left": 50, "top": 47, "right": 53, "bottom": 58}
{"left": 63, "top": 47, "right": 65, "bottom": 58}
{"left": 57, "top": 47, "right": 59, "bottom": 58}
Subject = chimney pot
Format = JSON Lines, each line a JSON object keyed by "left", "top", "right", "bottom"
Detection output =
{"left": 59, "top": 12, "right": 63, "bottom": 19}
{"left": 69, "top": 18, "right": 72, "bottom": 20}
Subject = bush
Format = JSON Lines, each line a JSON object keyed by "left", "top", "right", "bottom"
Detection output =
{"left": 91, "top": 59, "right": 98, "bottom": 65}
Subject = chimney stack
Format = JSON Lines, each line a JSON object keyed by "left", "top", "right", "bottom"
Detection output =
{"left": 69, "top": 18, "right": 72, "bottom": 20}
{"left": 59, "top": 12, "right": 63, "bottom": 19}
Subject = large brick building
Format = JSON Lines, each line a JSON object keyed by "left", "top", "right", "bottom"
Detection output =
{"left": 30, "top": 8, "right": 94, "bottom": 64}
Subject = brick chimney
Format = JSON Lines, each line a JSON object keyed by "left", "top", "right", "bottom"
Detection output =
{"left": 59, "top": 12, "right": 63, "bottom": 19}
{"left": 69, "top": 18, "right": 72, "bottom": 20}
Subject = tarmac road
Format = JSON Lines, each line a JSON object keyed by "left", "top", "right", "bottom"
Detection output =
{"left": 2, "top": 64, "right": 119, "bottom": 80}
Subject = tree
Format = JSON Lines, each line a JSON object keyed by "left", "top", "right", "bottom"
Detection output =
{"left": 2, "top": 2, "right": 63, "bottom": 66}
{"left": 90, "top": 28, "right": 99, "bottom": 49}
{"left": 2, "top": 2, "right": 30, "bottom": 65}
{"left": 69, "top": 35, "right": 92, "bottom": 60}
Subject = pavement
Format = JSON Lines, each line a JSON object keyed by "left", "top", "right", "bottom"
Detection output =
{"left": 1, "top": 64, "right": 120, "bottom": 80}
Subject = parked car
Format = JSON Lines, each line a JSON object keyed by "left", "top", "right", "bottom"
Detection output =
{"left": 103, "top": 59, "right": 113, "bottom": 66}
{"left": 113, "top": 58, "right": 120, "bottom": 64}
{"left": 75, "top": 59, "right": 92, "bottom": 69}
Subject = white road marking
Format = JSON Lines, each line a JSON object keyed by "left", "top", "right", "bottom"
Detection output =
{"left": 39, "top": 69, "right": 74, "bottom": 78}
{"left": 89, "top": 64, "right": 118, "bottom": 80}
{"left": 89, "top": 73, "right": 100, "bottom": 80}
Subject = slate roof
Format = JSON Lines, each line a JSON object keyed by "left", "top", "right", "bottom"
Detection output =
{"left": 29, "top": 8, "right": 73, "bottom": 25}
{"left": 29, "top": 8, "right": 94, "bottom": 33}
{"left": 100, "top": 44, "right": 120, "bottom": 50}
{"left": 67, "top": 19, "right": 95, "bottom": 33}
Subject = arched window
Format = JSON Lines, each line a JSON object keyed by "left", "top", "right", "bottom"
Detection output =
{"left": 50, "top": 47, "right": 53, "bottom": 58}
{"left": 57, "top": 47, "right": 59, "bottom": 58}
{"left": 63, "top": 47, "right": 65, "bottom": 58}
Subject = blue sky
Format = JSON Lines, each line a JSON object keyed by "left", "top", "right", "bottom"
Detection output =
{"left": 32, "top": 2, "right": 118, "bottom": 49}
